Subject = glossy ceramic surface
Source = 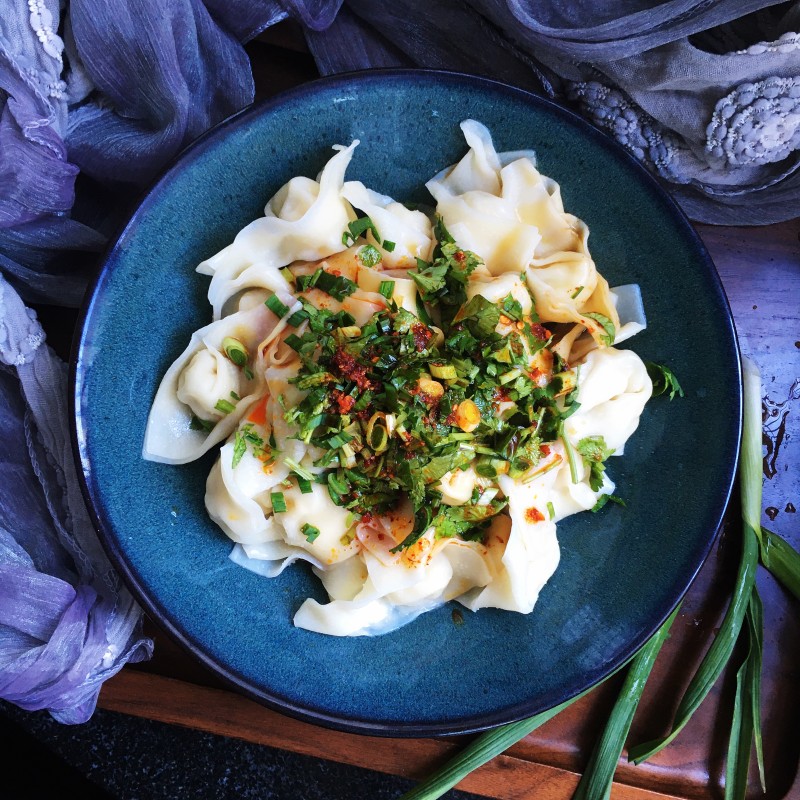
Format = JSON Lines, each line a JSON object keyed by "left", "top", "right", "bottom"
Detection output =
{"left": 72, "top": 71, "right": 741, "bottom": 736}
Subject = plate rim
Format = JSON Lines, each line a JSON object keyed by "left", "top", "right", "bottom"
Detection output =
{"left": 70, "top": 67, "right": 743, "bottom": 737}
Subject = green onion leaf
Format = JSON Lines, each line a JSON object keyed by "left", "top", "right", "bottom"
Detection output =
{"left": 270, "top": 492, "right": 287, "bottom": 513}
{"left": 725, "top": 589, "right": 765, "bottom": 800}
{"left": 189, "top": 415, "right": 215, "bottom": 433}
{"left": 546, "top": 501, "right": 555, "bottom": 520}
{"left": 378, "top": 280, "right": 395, "bottom": 299}
{"left": 573, "top": 606, "right": 680, "bottom": 800}
{"left": 383, "top": 239, "right": 396, "bottom": 252}
{"left": 222, "top": 337, "right": 248, "bottom": 367}
{"left": 244, "top": 365, "right": 254, "bottom": 381}
{"left": 759, "top": 527, "right": 800, "bottom": 601}
{"left": 265, "top": 294, "right": 290, "bottom": 318}
{"left": 231, "top": 430, "right": 246, "bottom": 469}
{"left": 342, "top": 216, "right": 381, "bottom": 246}
{"left": 628, "top": 357, "right": 761, "bottom": 765}
{"left": 295, "top": 476, "right": 313, "bottom": 494}
{"left": 571, "top": 285, "right": 584, "bottom": 299}
{"left": 215, "top": 399, "right": 236, "bottom": 415}
{"left": 397, "top": 690, "right": 593, "bottom": 800}
{"left": 301, "top": 523, "right": 320, "bottom": 543}
{"left": 287, "top": 308, "right": 310, "bottom": 327}
{"left": 358, "top": 244, "right": 382, "bottom": 268}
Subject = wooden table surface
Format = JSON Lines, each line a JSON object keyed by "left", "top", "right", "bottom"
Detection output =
{"left": 90, "top": 27, "right": 800, "bottom": 800}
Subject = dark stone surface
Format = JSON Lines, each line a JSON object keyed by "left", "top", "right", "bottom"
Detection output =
{"left": 0, "top": 701, "right": 485, "bottom": 800}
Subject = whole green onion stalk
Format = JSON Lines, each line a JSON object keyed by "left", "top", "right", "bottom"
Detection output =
{"left": 397, "top": 356, "right": 800, "bottom": 800}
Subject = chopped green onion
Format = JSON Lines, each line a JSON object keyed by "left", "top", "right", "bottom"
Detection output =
{"left": 295, "top": 476, "right": 313, "bottom": 494}
{"left": 378, "top": 280, "right": 395, "bottom": 299}
{"left": 301, "top": 523, "right": 320, "bottom": 543}
{"left": 358, "top": 244, "right": 382, "bottom": 268}
{"left": 559, "top": 421, "right": 580, "bottom": 484}
{"left": 287, "top": 308, "right": 310, "bottom": 327}
{"left": 231, "top": 430, "right": 247, "bottom": 469}
{"left": 383, "top": 240, "right": 396, "bottom": 252}
{"left": 283, "top": 457, "right": 315, "bottom": 482}
{"left": 270, "top": 492, "right": 287, "bottom": 513}
{"left": 222, "top": 337, "right": 248, "bottom": 367}
{"left": 570, "top": 285, "right": 584, "bottom": 299}
{"left": 284, "top": 333, "right": 304, "bottom": 352}
{"left": 265, "top": 294, "right": 290, "bottom": 318}
{"left": 546, "top": 501, "right": 555, "bottom": 520}
{"left": 215, "top": 398, "right": 236, "bottom": 415}
{"left": 244, "top": 365, "right": 254, "bottom": 381}
{"left": 429, "top": 363, "right": 457, "bottom": 380}
{"left": 230, "top": 391, "right": 240, "bottom": 401}
{"left": 342, "top": 216, "right": 381, "bottom": 247}
{"left": 189, "top": 415, "right": 215, "bottom": 433}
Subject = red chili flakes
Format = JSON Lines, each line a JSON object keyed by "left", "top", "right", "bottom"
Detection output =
{"left": 330, "top": 389, "right": 355, "bottom": 414}
{"left": 530, "top": 323, "right": 552, "bottom": 341}
{"left": 411, "top": 323, "right": 434, "bottom": 352}
{"left": 453, "top": 250, "right": 466, "bottom": 263}
{"left": 539, "top": 444, "right": 551, "bottom": 457}
{"left": 492, "top": 387, "right": 511, "bottom": 405}
{"left": 525, "top": 507, "right": 545, "bottom": 523}
{"left": 332, "top": 348, "right": 374, "bottom": 390}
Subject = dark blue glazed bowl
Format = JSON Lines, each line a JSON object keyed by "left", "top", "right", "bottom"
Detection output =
{"left": 72, "top": 71, "right": 741, "bottom": 736}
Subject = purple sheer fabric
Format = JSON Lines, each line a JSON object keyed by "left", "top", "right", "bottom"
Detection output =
{"left": 0, "top": 0, "right": 341, "bottom": 724}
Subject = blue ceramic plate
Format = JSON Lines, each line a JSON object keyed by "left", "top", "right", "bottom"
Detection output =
{"left": 72, "top": 71, "right": 741, "bottom": 736}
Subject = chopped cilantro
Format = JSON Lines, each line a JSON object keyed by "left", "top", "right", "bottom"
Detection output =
{"left": 646, "top": 362, "right": 685, "bottom": 400}
{"left": 577, "top": 435, "right": 615, "bottom": 491}
{"left": 591, "top": 493, "right": 627, "bottom": 513}
{"left": 583, "top": 312, "right": 616, "bottom": 346}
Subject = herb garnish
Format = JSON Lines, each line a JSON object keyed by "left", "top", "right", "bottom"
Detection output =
{"left": 277, "top": 220, "right": 596, "bottom": 551}
{"left": 646, "top": 361, "right": 684, "bottom": 400}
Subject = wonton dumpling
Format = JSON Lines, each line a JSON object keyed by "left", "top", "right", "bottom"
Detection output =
{"left": 342, "top": 182, "right": 434, "bottom": 267}
{"left": 461, "top": 471, "right": 561, "bottom": 614}
{"left": 200, "top": 141, "right": 359, "bottom": 317}
{"left": 143, "top": 302, "right": 284, "bottom": 465}
{"left": 205, "top": 436, "right": 290, "bottom": 545}
{"left": 564, "top": 347, "right": 652, "bottom": 455}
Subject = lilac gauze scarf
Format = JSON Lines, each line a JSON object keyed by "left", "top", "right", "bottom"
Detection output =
{"left": 0, "top": 0, "right": 341, "bottom": 723}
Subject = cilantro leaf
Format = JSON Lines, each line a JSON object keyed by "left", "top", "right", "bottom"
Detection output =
{"left": 583, "top": 312, "right": 616, "bottom": 346}
{"left": 646, "top": 361, "right": 685, "bottom": 400}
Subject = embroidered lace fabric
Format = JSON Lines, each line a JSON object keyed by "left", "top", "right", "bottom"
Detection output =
{"left": 306, "top": 0, "right": 800, "bottom": 226}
